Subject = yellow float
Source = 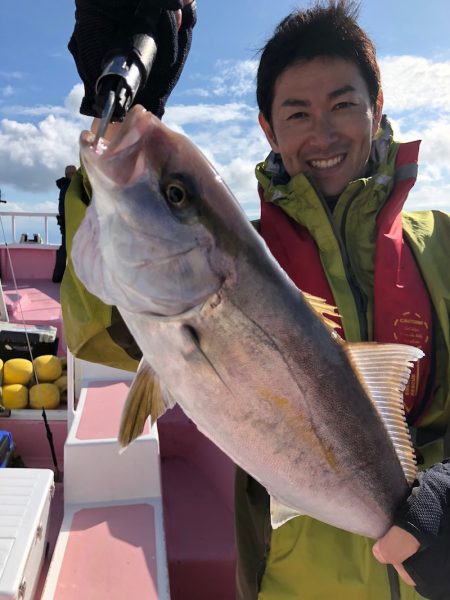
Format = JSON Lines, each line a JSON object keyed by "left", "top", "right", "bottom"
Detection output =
{"left": 3, "top": 384, "right": 28, "bottom": 409}
{"left": 33, "top": 355, "right": 62, "bottom": 383}
{"left": 4, "top": 358, "right": 33, "bottom": 385}
{"left": 29, "top": 383, "right": 60, "bottom": 410}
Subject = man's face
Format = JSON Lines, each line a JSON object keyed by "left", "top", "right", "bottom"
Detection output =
{"left": 259, "top": 57, "right": 383, "bottom": 197}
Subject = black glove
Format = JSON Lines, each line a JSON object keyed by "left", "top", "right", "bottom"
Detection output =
{"left": 68, "top": 0, "right": 196, "bottom": 119}
{"left": 394, "top": 459, "right": 450, "bottom": 600}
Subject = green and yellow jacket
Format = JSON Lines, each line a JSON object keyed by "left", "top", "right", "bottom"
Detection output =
{"left": 235, "top": 124, "right": 450, "bottom": 600}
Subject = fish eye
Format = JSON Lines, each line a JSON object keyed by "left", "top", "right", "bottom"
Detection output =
{"left": 165, "top": 182, "right": 188, "bottom": 207}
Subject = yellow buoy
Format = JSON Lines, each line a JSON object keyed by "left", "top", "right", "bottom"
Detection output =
{"left": 54, "top": 375, "right": 67, "bottom": 403}
{"left": 29, "top": 383, "right": 60, "bottom": 410}
{"left": 4, "top": 358, "right": 33, "bottom": 385}
{"left": 33, "top": 355, "right": 62, "bottom": 383}
{"left": 0, "top": 359, "right": 3, "bottom": 385}
{"left": 3, "top": 384, "right": 28, "bottom": 409}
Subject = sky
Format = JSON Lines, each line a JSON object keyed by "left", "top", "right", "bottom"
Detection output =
{"left": 0, "top": 1, "right": 450, "bottom": 243}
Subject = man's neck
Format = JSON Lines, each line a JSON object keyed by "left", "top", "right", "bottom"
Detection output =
{"left": 324, "top": 195, "right": 339, "bottom": 212}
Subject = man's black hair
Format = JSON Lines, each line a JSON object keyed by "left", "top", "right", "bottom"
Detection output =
{"left": 256, "top": 1, "right": 380, "bottom": 124}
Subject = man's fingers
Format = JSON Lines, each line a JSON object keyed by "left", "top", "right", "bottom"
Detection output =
{"left": 174, "top": 9, "right": 182, "bottom": 29}
{"left": 393, "top": 562, "right": 417, "bottom": 587}
{"left": 175, "top": 1, "right": 195, "bottom": 28}
{"left": 372, "top": 526, "right": 421, "bottom": 588}
{"left": 373, "top": 525, "right": 420, "bottom": 564}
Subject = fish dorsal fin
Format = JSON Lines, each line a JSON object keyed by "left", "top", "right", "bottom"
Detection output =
{"left": 344, "top": 342, "right": 424, "bottom": 485}
{"left": 118, "top": 358, "right": 176, "bottom": 448}
{"left": 302, "top": 292, "right": 341, "bottom": 331}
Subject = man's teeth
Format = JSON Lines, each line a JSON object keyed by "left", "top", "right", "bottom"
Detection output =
{"left": 309, "top": 155, "right": 345, "bottom": 169}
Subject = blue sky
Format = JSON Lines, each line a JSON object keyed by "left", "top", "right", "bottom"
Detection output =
{"left": 1, "top": 1, "right": 449, "bottom": 241}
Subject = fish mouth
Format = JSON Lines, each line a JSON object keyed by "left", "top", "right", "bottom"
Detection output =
{"left": 79, "top": 106, "right": 164, "bottom": 184}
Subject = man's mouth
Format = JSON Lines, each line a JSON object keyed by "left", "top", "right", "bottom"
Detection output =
{"left": 308, "top": 154, "right": 345, "bottom": 170}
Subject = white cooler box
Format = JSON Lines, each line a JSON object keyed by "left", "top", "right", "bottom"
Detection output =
{"left": 0, "top": 469, "right": 54, "bottom": 600}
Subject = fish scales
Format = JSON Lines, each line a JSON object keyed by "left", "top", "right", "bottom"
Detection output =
{"left": 72, "top": 106, "right": 422, "bottom": 538}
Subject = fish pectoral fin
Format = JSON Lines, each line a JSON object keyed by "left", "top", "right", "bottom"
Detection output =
{"left": 302, "top": 292, "right": 341, "bottom": 331}
{"left": 118, "top": 358, "right": 176, "bottom": 448}
{"left": 344, "top": 342, "right": 424, "bottom": 485}
{"left": 270, "top": 496, "right": 304, "bottom": 529}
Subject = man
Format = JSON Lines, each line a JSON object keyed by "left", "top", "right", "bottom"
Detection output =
{"left": 235, "top": 3, "right": 449, "bottom": 599}
{"left": 64, "top": 1, "right": 450, "bottom": 598}
{"left": 52, "top": 164, "right": 77, "bottom": 283}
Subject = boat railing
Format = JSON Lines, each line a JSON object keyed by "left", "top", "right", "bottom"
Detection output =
{"left": 0, "top": 210, "right": 58, "bottom": 245}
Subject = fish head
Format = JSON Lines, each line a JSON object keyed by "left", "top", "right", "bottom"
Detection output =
{"left": 73, "top": 106, "right": 245, "bottom": 317}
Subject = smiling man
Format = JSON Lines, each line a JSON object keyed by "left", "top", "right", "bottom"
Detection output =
{"left": 259, "top": 57, "right": 382, "bottom": 198}
{"left": 235, "top": 2, "right": 450, "bottom": 600}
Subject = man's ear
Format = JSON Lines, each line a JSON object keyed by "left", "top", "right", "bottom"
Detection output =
{"left": 372, "top": 89, "right": 384, "bottom": 135}
{"left": 258, "top": 112, "right": 280, "bottom": 152}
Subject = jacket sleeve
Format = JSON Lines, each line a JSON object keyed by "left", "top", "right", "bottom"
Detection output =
{"left": 60, "top": 167, "right": 141, "bottom": 371}
{"left": 395, "top": 460, "right": 450, "bottom": 600}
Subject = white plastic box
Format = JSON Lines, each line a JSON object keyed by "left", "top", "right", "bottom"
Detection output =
{"left": 0, "top": 469, "right": 54, "bottom": 600}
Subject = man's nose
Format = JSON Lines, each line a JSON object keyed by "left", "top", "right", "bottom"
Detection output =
{"left": 308, "top": 114, "right": 337, "bottom": 149}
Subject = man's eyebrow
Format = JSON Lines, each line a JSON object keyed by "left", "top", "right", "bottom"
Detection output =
{"left": 329, "top": 84, "right": 356, "bottom": 99}
{"left": 280, "top": 85, "right": 357, "bottom": 108}
{"left": 280, "top": 98, "right": 310, "bottom": 108}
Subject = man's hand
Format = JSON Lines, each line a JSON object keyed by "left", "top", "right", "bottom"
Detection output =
{"left": 373, "top": 460, "right": 450, "bottom": 599}
{"left": 68, "top": 0, "right": 196, "bottom": 118}
{"left": 373, "top": 526, "right": 419, "bottom": 586}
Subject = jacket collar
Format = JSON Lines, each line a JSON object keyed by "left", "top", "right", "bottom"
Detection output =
{"left": 255, "top": 116, "right": 406, "bottom": 218}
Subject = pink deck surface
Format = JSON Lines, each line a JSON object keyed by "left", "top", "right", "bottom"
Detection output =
{"left": 55, "top": 504, "right": 159, "bottom": 599}
{"left": 2, "top": 279, "right": 66, "bottom": 355}
{"left": 76, "top": 381, "right": 149, "bottom": 440}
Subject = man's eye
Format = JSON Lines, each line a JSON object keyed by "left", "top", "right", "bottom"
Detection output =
{"left": 287, "top": 111, "right": 308, "bottom": 120}
{"left": 333, "top": 102, "right": 354, "bottom": 110}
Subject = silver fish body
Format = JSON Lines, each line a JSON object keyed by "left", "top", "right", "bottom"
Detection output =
{"left": 73, "top": 106, "right": 421, "bottom": 539}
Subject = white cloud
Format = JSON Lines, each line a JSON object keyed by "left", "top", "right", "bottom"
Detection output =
{"left": 1, "top": 84, "right": 88, "bottom": 120}
{"left": 405, "top": 182, "right": 450, "bottom": 212}
{"left": 380, "top": 55, "right": 450, "bottom": 115}
{"left": 181, "top": 87, "right": 211, "bottom": 98}
{"left": 209, "top": 60, "right": 258, "bottom": 98}
{"left": 388, "top": 114, "right": 450, "bottom": 204}
{"left": 64, "top": 83, "right": 86, "bottom": 115}
{"left": 194, "top": 122, "right": 267, "bottom": 168}
{"left": 184, "top": 59, "right": 258, "bottom": 99}
{"left": 2, "top": 86, "right": 14, "bottom": 98}
{"left": 219, "top": 157, "right": 262, "bottom": 211}
{"left": 2, "top": 104, "right": 68, "bottom": 117}
{"left": 0, "top": 85, "right": 89, "bottom": 193}
{"left": 0, "top": 115, "right": 80, "bottom": 190}
{"left": 165, "top": 102, "right": 256, "bottom": 127}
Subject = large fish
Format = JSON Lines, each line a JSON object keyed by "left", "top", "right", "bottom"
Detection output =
{"left": 72, "top": 105, "right": 422, "bottom": 539}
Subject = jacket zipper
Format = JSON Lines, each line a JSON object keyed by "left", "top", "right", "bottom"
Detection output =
{"left": 316, "top": 190, "right": 369, "bottom": 341}
{"left": 338, "top": 195, "right": 369, "bottom": 340}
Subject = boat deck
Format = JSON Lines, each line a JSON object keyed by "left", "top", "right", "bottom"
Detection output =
{"left": 0, "top": 250, "right": 237, "bottom": 599}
